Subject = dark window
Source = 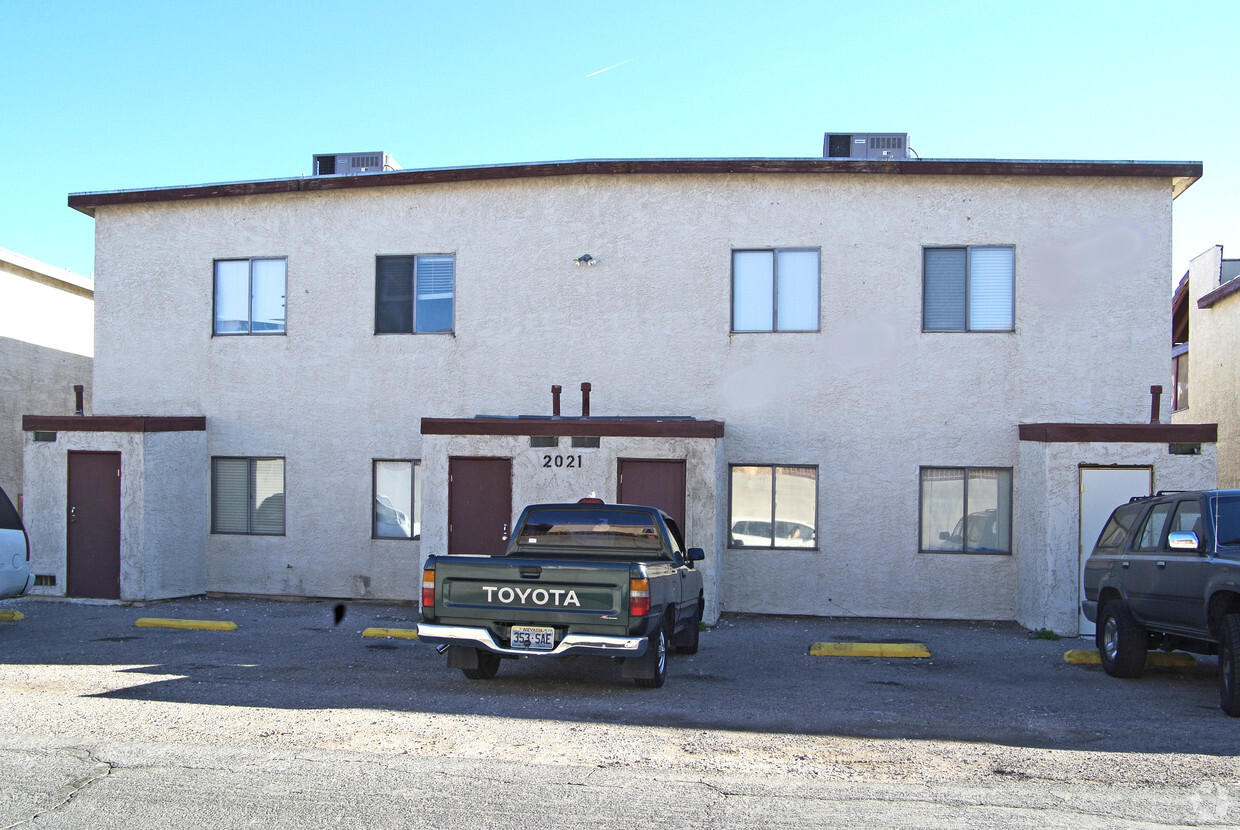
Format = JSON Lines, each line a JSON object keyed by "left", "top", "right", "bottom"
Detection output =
{"left": 375, "top": 254, "right": 455, "bottom": 334}
{"left": 1133, "top": 501, "right": 1174, "bottom": 552}
{"left": 1095, "top": 503, "right": 1143, "bottom": 549}
{"left": 0, "top": 484, "right": 23, "bottom": 531}
{"left": 211, "top": 457, "right": 285, "bottom": 535}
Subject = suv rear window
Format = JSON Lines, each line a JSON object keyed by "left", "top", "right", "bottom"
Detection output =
{"left": 0, "top": 485, "right": 23, "bottom": 531}
{"left": 1215, "top": 495, "right": 1240, "bottom": 546}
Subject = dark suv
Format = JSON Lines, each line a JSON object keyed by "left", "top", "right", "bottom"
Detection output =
{"left": 1082, "top": 489, "right": 1240, "bottom": 716}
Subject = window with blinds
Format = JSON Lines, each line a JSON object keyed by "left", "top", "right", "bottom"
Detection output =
{"left": 923, "top": 246, "right": 1014, "bottom": 332}
{"left": 919, "top": 466, "right": 1012, "bottom": 554}
{"left": 213, "top": 258, "right": 287, "bottom": 335}
{"left": 211, "top": 457, "right": 285, "bottom": 535}
{"left": 375, "top": 254, "right": 455, "bottom": 334}
{"left": 731, "top": 249, "right": 820, "bottom": 332}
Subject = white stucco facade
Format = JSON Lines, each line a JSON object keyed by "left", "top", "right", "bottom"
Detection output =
{"left": 22, "top": 157, "right": 1215, "bottom": 630}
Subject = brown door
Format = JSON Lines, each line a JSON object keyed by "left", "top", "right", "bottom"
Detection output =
{"left": 67, "top": 451, "right": 122, "bottom": 599}
{"left": 448, "top": 457, "right": 512, "bottom": 557}
{"left": 618, "top": 459, "right": 686, "bottom": 531}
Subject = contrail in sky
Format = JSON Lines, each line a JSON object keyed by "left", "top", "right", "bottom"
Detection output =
{"left": 587, "top": 60, "right": 631, "bottom": 77}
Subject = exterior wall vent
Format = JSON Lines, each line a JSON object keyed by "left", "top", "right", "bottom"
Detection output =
{"left": 823, "top": 133, "right": 910, "bottom": 160}
{"left": 312, "top": 152, "right": 402, "bottom": 176}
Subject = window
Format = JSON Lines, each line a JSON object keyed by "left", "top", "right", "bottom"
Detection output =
{"left": 1172, "top": 346, "right": 1189, "bottom": 411}
{"left": 214, "top": 258, "right": 286, "bottom": 334}
{"left": 923, "top": 246, "right": 1014, "bottom": 332}
{"left": 920, "top": 467, "right": 1012, "bottom": 553}
{"left": 373, "top": 460, "right": 421, "bottom": 539}
{"left": 728, "top": 465, "right": 817, "bottom": 548}
{"left": 1096, "top": 502, "right": 1143, "bottom": 549}
{"left": 1134, "top": 501, "right": 1174, "bottom": 552}
{"left": 375, "top": 254, "right": 455, "bottom": 334}
{"left": 731, "top": 249, "right": 819, "bottom": 332}
{"left": 212, "top": 458, "right": 285, "bottom": 535}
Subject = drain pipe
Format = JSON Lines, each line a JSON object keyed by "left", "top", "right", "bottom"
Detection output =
{"left": 74, "top": 384, "right": 85, "bottom": 416}
{"left": 1149, "top": 385, "right": 1163, "bottom": 424}
{"left": 581, "top": 382, "right": 592, "bottom": 418}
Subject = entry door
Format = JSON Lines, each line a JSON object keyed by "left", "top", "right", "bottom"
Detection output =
{"left": 448, "top": 457, "right": 512, "bottom": 557}
{"left": 617, "top": 459, "right": 687, "bottom": 533}
{"left": 67, "top": 451, "right": 122, "bottom": 600}
{"left": 1079, "top": 466, "right": 1152, "bottom": 636}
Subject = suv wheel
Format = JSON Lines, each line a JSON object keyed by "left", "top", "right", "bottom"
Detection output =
{"left": 1098, "top": 600, "right": 1147, "bottom": 678}
{"left": 1219, "top": 614, "right": 1240, "bottom": 717}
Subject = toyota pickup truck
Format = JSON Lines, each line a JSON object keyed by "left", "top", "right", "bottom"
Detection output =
{"left": 417, "top": 499, "right": 705, "bottom": 687}
{"left": 1082, "top": 488, "right": 1240, "bottom": 716}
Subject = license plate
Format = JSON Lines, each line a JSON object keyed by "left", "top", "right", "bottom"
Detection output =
{"left": 510, "top": 626, "right": 555, "bottom": 650}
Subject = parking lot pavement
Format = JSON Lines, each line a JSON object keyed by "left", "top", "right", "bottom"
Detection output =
{"left": 0, "top": 595, "right": 1233, "bottom": 757}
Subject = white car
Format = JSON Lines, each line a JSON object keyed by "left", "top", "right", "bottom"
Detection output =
{"left": 0, "top": 484, "right": 33, "bottom": 599}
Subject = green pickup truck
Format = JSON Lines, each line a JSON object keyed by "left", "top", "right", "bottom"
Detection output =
{"left": 417, "top": 499, "right": 706, "bottom": 687}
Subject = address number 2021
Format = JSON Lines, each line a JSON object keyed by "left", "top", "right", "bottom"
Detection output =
{"left": 543, "top": 454, "right": 584, "bottom": 469}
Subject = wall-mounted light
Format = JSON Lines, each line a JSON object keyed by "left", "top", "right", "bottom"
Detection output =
{"left": 574, "top": 254, "right": 598, "bottom": 267}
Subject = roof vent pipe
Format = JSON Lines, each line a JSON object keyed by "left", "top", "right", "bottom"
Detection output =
{"left": 581, "top": 382, "right": 592, "bottom": 418}
{"left": 1150, "top": 385, "right": 1163, "bottom": 424}
{"left": 74, "top": 384, "right": 84, "bottom": 416}
{"left": 552, "top": 385, "right": 562, "bottom": 417}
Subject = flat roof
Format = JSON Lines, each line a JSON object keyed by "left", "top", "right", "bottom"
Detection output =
{"left": 68, "top": 157, "right": 1203, "bottom": 217}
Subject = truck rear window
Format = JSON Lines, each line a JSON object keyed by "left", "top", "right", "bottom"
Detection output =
{"left": 515, "top": 508, "right": 666, "bottom": 555}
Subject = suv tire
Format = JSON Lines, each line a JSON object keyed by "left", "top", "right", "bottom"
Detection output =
{"left": 1219, "top": 614, "right": 1240, "bottom": 717}
{"left": 1099, "top": 600, "right": 1147, "bottom": 678}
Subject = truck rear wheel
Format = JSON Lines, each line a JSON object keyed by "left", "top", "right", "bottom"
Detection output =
{"left": 634, "top": 625, "right": 667, "bottom": 689}
{"left": 1219, "top": 613, "right": 1240, "bottom": 717}
{"left": 1098, "top": 600, "right": 1147, "bottom": 678}
{"left": 462, "top": 650, "right": 501, "bottom": 680}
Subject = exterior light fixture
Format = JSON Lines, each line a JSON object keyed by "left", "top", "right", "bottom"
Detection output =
{"left": 574, "top": 254, "right": 598, "bottom": 267}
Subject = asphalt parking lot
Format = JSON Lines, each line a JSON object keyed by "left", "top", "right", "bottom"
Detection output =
{"left": 0, "top": 595, "right": 1233, "bottom": 757}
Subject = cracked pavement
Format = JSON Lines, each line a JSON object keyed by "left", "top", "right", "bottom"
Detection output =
{"left": 0, "top": 597, "right": 1237, "bottom": 827}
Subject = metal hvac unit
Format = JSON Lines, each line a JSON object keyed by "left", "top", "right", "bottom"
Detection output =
{"left": 312, "top": 152, "right": 402, "bottom": 176}
{"left": 823, "top": 133, "right": 909, "bottom": 160}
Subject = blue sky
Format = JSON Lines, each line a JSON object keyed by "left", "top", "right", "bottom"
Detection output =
{"left": 4, "top": 0, "right": 1237, "bottom": 283}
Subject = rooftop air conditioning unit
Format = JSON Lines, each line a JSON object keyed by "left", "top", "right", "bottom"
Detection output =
{"left": 312, "top": 152, "right": 402, "bottom": 176}
{"left": 823, "top": 133, "right": 910, "bottom": 160}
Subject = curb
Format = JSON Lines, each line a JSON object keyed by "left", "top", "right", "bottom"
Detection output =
{"left": 0, "top": 610, "right": 24, "bottom": 622}
{"left": 810, "top": 642, "right": 931, "bottom": 658}
{"left": 363, "top": 627, "right": 419, "bottom": 640}
{"left": 1063, "top": 649, "right": 1198, "bottom": 667}
{"left": 135, "top": 617, "right": 238, "bottom": 632}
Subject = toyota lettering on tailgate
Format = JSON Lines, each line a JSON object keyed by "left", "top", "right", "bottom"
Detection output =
{"left": 482, "top": 586, "right": 581, "bottom": 607}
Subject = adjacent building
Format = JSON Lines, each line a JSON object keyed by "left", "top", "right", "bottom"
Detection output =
{"left": 1, "top": 247, "right": 93, "bottom": 505}
{"left": 1171, "top": 245, "right": 1240, "bottom": 487}
{"left": 22, "top": 141, "right": 1217, "bottom": 634}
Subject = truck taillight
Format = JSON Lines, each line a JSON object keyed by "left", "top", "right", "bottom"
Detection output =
{"left": 629, "top": 576, "right": 650, "bottom": 617}
{"left": 421, "top": 567, "right": 435, "bottom": 610}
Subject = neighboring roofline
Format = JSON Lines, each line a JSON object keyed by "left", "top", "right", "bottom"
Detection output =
{"left": 67, "top": 157, "right": 1203, "bottom": 217}
{"left": 0, "top": 246, "right": 93, "bottom": 295}
{"left": 1199, "top": 276, "right": 1240, "bottom": 309}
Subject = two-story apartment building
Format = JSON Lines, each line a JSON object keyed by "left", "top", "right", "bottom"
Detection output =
{"left": 22, "top": 145, "right": 1216, "bottom": 633}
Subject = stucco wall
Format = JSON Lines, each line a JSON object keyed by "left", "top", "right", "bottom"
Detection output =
{"left": 85, "top": 171, "right": 1177, "bottom": 620}
{"left": 1016, "top": 440, "right": 1217, "bottom": 635}
{"left": 23, "top": 430, "right": 206, "bottom": 600}
{"left": 1172, "top": 246, "right": 1240, "bottom": 488}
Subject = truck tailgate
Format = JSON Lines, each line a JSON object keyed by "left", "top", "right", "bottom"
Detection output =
{"left": 437, "top": 557, "right": 631, "bottom": 624}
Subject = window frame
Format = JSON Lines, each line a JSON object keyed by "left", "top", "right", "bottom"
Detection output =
{"left": 210, "top": 456, "right": 286, "bottom": 536}
{"left": 730, "top": 248, "right": 821, "bottom": 333}
{"left": 374, "top": 253, "right": 456, "bottom": 335}
{"left": 727, "top": 464, "right": 819, "bottom": 550}
{"left": 1172, "top": 343, "right": 1189, "bottom": 412}
{"left": 372, "top": 459, "right": 421, "bottom": 540}
{"left": 918, "top": 466, "right": 1013, "bottom": 555}
{"left": 922, "top": 245, "right": 1015, "bottom": 333}
{"left": 212, "top": 257, "right": 287, "bottom": 336}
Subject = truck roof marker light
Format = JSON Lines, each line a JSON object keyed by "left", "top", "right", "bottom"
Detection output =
{"left": 629, "top": 575, "right": 650, "bottom": 617}
{"left": 421, "top": 566, "right": 435, "bottom": 610}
